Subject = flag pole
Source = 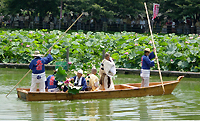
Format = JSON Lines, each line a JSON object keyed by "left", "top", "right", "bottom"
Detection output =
{"left": 144, "top": 2, "right": 165, "bottom": 93}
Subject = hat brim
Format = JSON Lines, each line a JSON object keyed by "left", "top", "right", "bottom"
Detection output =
{"left": 31, "top": 54, "right": 44, "bottom": 57}
{"left": 74, "top": 71, "right": 85, "bottom": 77}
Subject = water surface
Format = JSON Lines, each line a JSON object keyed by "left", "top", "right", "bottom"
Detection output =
{"left": 0, "top": 68, "right": 200, "bottom": 120}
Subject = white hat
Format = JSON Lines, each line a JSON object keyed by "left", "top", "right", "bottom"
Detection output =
{"left": 31, "top": 51, "right": 43, "bottom": 57}
{"left": 77, "top": 69, "right": 83, "bottom": 74}
{"left": 144, "top": 48, "right": 150, "bottom": 52}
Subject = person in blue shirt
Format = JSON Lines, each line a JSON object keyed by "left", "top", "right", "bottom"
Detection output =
{"left": 45, "top": 69, "right": 59, "bottom": 92}
{"left": 140, "top": 48, "right": 157, "bottom": 87}
{"left": 70, "top": 69, "right": 87, "bottom": 91}
{"left": 29, "top": 50, "right": 53, "bottom": 92}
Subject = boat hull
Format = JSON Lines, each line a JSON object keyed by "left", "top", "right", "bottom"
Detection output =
{"left": 17, "top": 76, "right": 183, "bottom": 101}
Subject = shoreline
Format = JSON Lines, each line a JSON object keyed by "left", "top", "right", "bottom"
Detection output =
{"left": 0, "top": 63, "right": 199, "bottom": 78}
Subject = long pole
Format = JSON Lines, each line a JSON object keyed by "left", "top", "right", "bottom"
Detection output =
{"left": 6, "top": 13, "right": 84, "bottom": 97}
{"left": 144, "top": 2, "right": 165, "bottom": 93}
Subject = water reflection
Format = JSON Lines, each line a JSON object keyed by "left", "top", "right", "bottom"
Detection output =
{"left": 98, "top": 99, "right": 113, "bottom": 121}
{"left": 1, "top": 68, "right": 200, "bottom": 120}
{"left": 28, "top": 102, "right": 44, "bottom": 121}
{"left": 138, "top": 99, "right": 149, "bottom": 120}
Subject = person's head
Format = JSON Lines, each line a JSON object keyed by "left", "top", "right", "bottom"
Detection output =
{"left": 32, "top": 51, "right": 43, "bottom": 58}
{"left": 77, "top": 69, "right": 83, "bottom": 78}
{"left": 105, "top": 52, "right": 110, "bottom": 60}
{"left": 144, "top": 48, "right": 151, "bottom": 56}
{"left": 91, "top": 68, "right": 97, "bottom": 75}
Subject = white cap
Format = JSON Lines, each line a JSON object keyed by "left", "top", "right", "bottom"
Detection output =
{"left": 77, "top": 69, "right": 83, "bottom": 74}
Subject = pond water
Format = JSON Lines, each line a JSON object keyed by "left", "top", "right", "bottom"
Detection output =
{"left": 0, "top": 68, "right": 200, "bottom": 120}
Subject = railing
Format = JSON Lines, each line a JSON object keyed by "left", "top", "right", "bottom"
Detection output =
{"left": 1, "top": 21, "right": 200, "bottom": 34}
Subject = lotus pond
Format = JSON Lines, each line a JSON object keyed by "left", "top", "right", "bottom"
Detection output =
{"left": 0, "top": 30, "right": 200, "bottom": 72}
{"left": 0, "top": 68, "right": 200, "bottom": 120}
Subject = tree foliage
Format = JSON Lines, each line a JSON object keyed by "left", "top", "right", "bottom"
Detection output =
{"left": 0, "top": 0, "right": 199, "bottom": 20}
{"left": 1, "top": 0, "right": 60, "bottom": 16}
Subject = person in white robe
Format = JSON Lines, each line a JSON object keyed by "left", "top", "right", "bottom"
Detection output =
{"left": 99, "top": 52, "right": 116, "bottom": 90}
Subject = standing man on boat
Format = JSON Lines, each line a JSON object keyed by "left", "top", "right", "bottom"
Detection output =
{"left": 29, "top": 50, "right": 53, "bottom": 92}
{"left": 140, "top": 48, "right": 157, "bottom": 87}
{"left": 70, "top": 69, "right": 87, "bottom": 91}
{"left": 45, "top": 69, "right": 59, "bottom": 92}
{"left": 99, "top": 52, "right": 116, "bottom": 90}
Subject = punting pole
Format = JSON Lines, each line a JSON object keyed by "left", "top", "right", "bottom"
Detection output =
{"left": 144, "top": 2, "right": 165, "bottom": 93}
{"left": 6, "top": 13, "right": 84, "bottom": 97}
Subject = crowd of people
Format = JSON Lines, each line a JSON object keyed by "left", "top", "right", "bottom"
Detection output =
{"left": 29, "top": 47, "right": 156, "bottom": 93}
{"left": 0, "top": 13, "right": 200, "bottom": 34}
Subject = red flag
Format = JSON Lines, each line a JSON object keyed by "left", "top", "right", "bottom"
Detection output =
{"left": 152, "top": 3, "right": 160, "bottom": 20}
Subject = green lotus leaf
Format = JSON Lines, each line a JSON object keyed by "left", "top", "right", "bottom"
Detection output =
{"left": 0, "top": 49, "right": 3, "bottom": 55}
{"left": 55, "top": 66, "right": 67, "bottom": 81}
{"left": 51, "top": 49, "right": 60, "bottom": 54}
{"left": 178, "top": 61, "right": 188, "bottom": 68}
{"left": 174, "top": 52, "right": 182, "bottom": 57}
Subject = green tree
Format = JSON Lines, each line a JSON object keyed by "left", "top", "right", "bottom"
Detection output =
{"left": 1, "top": 0, "right": 61, "bottom": 16}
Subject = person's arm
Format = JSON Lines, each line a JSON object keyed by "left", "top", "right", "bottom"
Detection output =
{"left": 43, "top": 54, "right": 53, "bottom": 64}
{"left": 149, "top": 48, "right": 156, "bottom": 60}
{"left": 149, "top": 52, "right": 155, "bottom": 60}
{"left": 81, "top": 78, "right": 87, "bottom": 91}
{"left": 29, "top": 61, "right": 33, "bottom": 70}
{"left": 143, "top": 56, "right": 155, "bottom": 67}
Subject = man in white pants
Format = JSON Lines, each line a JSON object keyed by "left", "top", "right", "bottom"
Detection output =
{"left": 29, "top": 50, "right": 53, "bottom": 92}
{"left": 140, "top": 48, "right": 157, "bottom": 87}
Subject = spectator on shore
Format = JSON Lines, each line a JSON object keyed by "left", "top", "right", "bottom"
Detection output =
{"left": 43, "top": 14, "right": 49, "bottom": 29}
{"left": 63, "top": 13, "right": 68, "bottom": 29}
{"left": 195, "top": 19, "right": 200, "bottom": 34}
{"left": 19, "top": 13, "right": 24, "bottom": 29}
{"left": 13, "top": 14, "right": 19, "bottom": 28}
{"left": 34, "top": 14, "right": 40, "bottom": 29}
{"left": 24, "top": 14, "right": 29, "bottom": 28}
{"left": 166, "top": 19, "right": 172, "bottom": 33}
{"left": 77, "top": 14, "right": 82, "bottom": 30}
{"left": 140, "top": 18, "right": 145, "bottom": 33}
{"left": 154, "top": 17, "right": 161, "bottom": 33}
{"left": 102, "top": 15, "right": 108, "bottom": 31}
{"left": 172, "top": 19, "right": 176, "bottom": 33}
{"left": 177, "top": 20, "right": 184, "bottom": 34}
{"left": 49, "top": 14, "right": 54, "bottom": 30}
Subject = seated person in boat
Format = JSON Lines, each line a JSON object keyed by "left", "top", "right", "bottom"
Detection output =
{"left": 29, "top": 50, "right": 53, "bottom": 92}
{"left": 70, "top": 69, "right": 87, "bottom": 91}
{"left": 86, "top": 67, "right": 99, "bottom": 91}
{"left": 99, "top": 52, "right": 116, "bottom": 90}
{"left": 45, "top": 69, "right": 59, "bottom": 92}
{"left": 140, "top": 48, "right": 157, "bottom": 87}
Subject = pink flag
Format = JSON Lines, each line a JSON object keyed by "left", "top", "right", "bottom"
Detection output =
{"left": 152, "top": 3, "right": 160, "bottom": 20}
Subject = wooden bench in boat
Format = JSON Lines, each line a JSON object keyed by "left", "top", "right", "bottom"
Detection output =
{"left": 121, "top": 84, "right": 139, "bottom": 89}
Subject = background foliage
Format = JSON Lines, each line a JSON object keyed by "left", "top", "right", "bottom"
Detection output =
{"left": 0, "top": 29, "right": 200, "bottom": 72}
{"left": 0, "top": 0, "right": 199, "bottom": 20}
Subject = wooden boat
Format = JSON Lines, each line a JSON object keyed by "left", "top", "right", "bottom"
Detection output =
{"left": 17, "top": 76, "right": 184, "bottom": 101}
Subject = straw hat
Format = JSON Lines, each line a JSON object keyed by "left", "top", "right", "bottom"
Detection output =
{"left": 144, "top": 48, "right": 150, "bottom": 52}
{"left": 31, "top": 51, "right": 43, "bottom": 57}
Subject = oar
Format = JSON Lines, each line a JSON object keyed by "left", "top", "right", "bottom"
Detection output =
{"left": 6, "top": 13, "right": 84, "bottom": 97}
{"left": 144, "top": 2, "right": 165, "bottom": 93}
